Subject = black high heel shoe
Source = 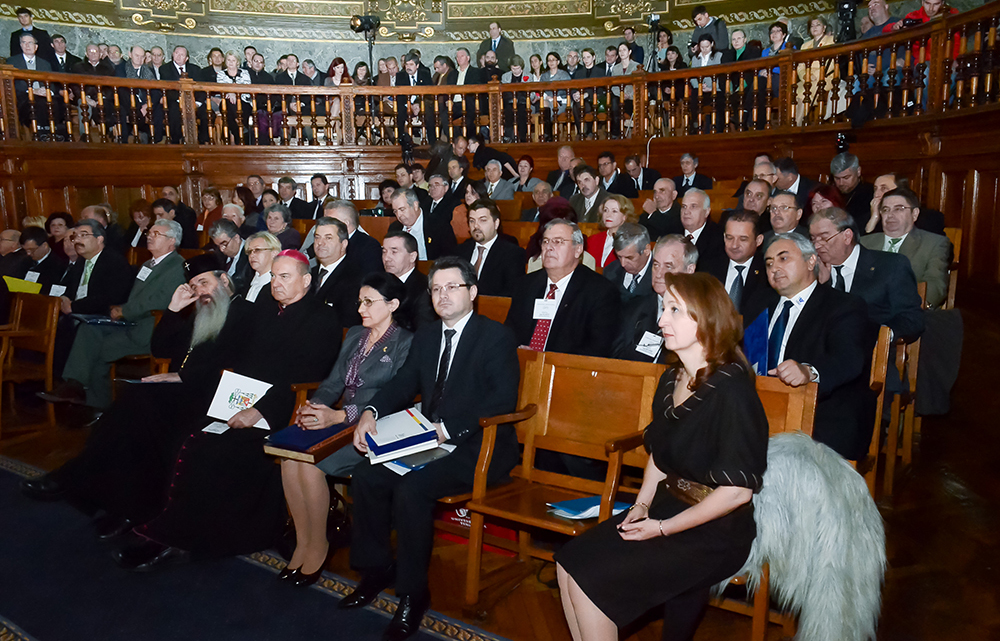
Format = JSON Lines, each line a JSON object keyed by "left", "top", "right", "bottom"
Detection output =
{"left": 293, "top": 545, "right": 332, "bottom": 587}
{"left": 277, "top": 566, "right": 301, "bottom": 582}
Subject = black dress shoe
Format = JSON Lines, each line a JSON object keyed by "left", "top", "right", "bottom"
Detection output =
{"left": 93, "top": 513, "right": 135, "bottom": 541}
{"left": 277, "top": 566, "right": 300, "bottom": 581}
{"left": 113, "top": 541, "right": 190, "bottom": 572}
{"left": 383, "top": 593, "right": 430, "bottom": 641}
{"left": 338, "top": 564, "right": 395, "bottom": 609}
{"left": 20, "top": 475, "right": 67, "bottom": 501}
{"left": 37, "top": 381, "right": 87, "bottom": 405}
{"left": 293, "top": 565, "right": 324, "bottom": 587}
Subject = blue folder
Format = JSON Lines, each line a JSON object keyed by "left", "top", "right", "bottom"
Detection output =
{"left": 744, "top": 309, "right": 770, "bottom": 376}
{"left": 266, "top": 422, "right": 349, "bottom": 453}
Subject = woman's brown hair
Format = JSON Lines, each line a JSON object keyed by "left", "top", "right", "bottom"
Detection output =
{"left": 661, "top": 272, "right": 751, "bottom": 389}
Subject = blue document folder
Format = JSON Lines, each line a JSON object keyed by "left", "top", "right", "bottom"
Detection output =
{"left": 744, "top": 309, "right": 770, "bottom": 376}
{"left": 266, "top": 423, "right": 349, "bottom": 453}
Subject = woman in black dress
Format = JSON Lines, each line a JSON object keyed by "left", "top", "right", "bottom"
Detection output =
{"left": 555, "top": 272, "right": 769, "bottom": 641}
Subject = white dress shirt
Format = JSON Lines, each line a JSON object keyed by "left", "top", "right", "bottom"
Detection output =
{"left": 685, "top": 222, "right": 706, "bottom": 244}
{"left": 624, "top": 255, "right": 651, "bottom": 290}
{"left": 883, "top": 233, "right": 908, "bottom": 253}
{"left": 247, "top": 271, "right": 272, "bottom": 302}
{"left": 724, "top": 257, "right": 754, "bottom": 292}
{"left": 832, "top": 244, "right": 861, "bottom": 292}
{"left": 600, "top": 233, "right": 615, "bottom": 266}
{"left": 767, "top": 280, "right": 818, "bottom": 363}
{"left": 316, "top": 254, "right": 346, "bottom": 290}
{"left": 404, "top": 215, "right": 427, "bottom": 260}
{"left": 472, "top": 234, "right": 499, "bottom": 276}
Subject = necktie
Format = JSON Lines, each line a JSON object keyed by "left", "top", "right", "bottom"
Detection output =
{"left": 833, "top": 265, "right": 846, "bottom": 291}
{"left": 81, "top": 259, "right": 94, "bottom": 285}
{"left": 729, "top": 265, "right": 745, "bottom": 306}
{"left": 767, "top": 300, "right": 793, "bottom": 371}
{"left": 27, "top": 58, "right": 35, "bottom": 70}
{"left": 528, "top": 284, "right": 558, "bottom": 351}
{"left": 488, "top": 183, "right": 495, "bottom": 196}
{"left": 474, "top": 245, "right": 486, "bottom": 274}
{"left": 492, "top": 39, "right": 498, "bottom": 51}
{"left": 430, "top": 200, "right": 438, "bottom": 214}
{"left": 316, "top": 267, "right": 330, "bottom": 291}
{"left": 58, "top": 56, "right": 64, "bottom": 67}
{"left": 634, "top": 177, "right": 641, "bottom": 191}
{"left": 180, "top": 65, "right": 185, "bottom": 75}
{"left": 627, "top": 273, "right": 638, "bottom": 294}
{"left": 314, "top": 200, "right": 323, "bottom": 218}
{"left": 404, "top": 225, "right": 412, "bottom": 234}
{"left": 888, "top": 237, "right": 902, "bottom": 253}
{"left": 428, "top": 329, "right": 457, "bottom": 421}
{"left": 685, "top": 176, "right": 691, "bottom": 187}
{"left": 685, "top": 233, "right": 694, "bottom": 242}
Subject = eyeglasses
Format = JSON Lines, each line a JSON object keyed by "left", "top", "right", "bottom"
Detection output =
{"left": 147, "top": 230, "right": 168, "bottom": 239}
{"left": 74, "top": 232, "right": 94, "bottom": 239}
{"left": 810, "top": 229, "right": 846, "bottom": 245}
{"left": 541, "top": 237, "right": 573, "bottom": 247}
{"left": 247, "top": 247, "right": 275, "bottom": 255}
{"left": 429, "top": 283, "right": 471, "bottom": 296}
{"left": 754, "top": 172, "right": 776, "bottom": 179}
{"left": 358, "top": 297, "right": 389, "bottom": 308}
{"left": 879, "top": 205, "right": 913, "bottom": 215}
{"left": 768, "top": 204, "right": 797, "bottom": 213}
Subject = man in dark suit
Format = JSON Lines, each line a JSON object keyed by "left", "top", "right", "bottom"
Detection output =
{"left": 424, "top": 174, "right": 459, "bottom": 224}
{"left": 446, "top": 154, "right": 471, "bottom": 198}
{"left": 342, "top": 256, "right": 520, "bottom": 641}
{"left": 476, "top": 21, "right": 517, "bottom": 69}
{"left": 387, "top": 188, "right": 457, "bottom": 261}
{"left": 311, "top": 217, "right": 362, "bottom": 328}
{"left": 458, "top": 200, "right": 525, "bottom": 297}
{"left": 520, "top": 181, "right": 552, "bottom": 222}
{"left": 774, "top": 156, "right": 819, "bottom": 210}
{"left": 624, "top": 154, "right": 661, "bottom": 192}
{"left": 809, "top": 207, "right": 924, "bottom": 343}
{"left": 395, "top": 53, "right": 434, "bottom": 144}
{"left": 314, "top": 200, "right": 383, "bottom": 277}
{"left": 41, "top": 220, "right": 186, "bottom": 410}
{"left": 612, "top": 234, "right": 697, "bottom": 362}
{"left": 746, "top": 233, "right": 873, "bottom": 461}
{"left": 274, "top": 53, "right": 314, "bottom": 141}
{"left": 10, "top": 7, "right": 54, "bottom": 65}
{"left": 0, "top": 229, "right": 30, "bottom": 278}
{"left": 830, "top": 152, "right": 876, "bottom": 229}
{"left": 568, "top": 165, "right": 610, "bottom": 223}
{"left": 276, "top": 176, "right": 312, "bottom": 220}
{"left": 639, "top": 178, "right": 682, "bottom": 241}
{"left": 208, "top": 220, "right": 253, "bottom": 296}
{"left": 17, "top": 226, "right": 66, "bottom": 289}
{"left": 597, "top": 152, "right": 639, "bottom": 198}
{"left": 867, "top": 172, "right": 946, "bottom": 236}
{"left": 431, "top": 55, "right": 459, "bottom": 138}
{"left": 53, "top": 219, "right": 135, "bottom": 377}
{"left": 50, "top": 35, "right": 81, "bottom": 72}
{"left": 760, "top": 190, "right": 809, "bottom": 246}
{"left": 8, "top": 32, "right": 63, "bottom": 137}
{"left": 247, "top": 53, "right": 278, "bottom": 145}
{"left": 304, "top": 173, "right": 335, "bottom": 220}
{"left": 158, "top": 46, "right": 207, "bottom": 144}
{"left": 602, "top": 223, "right": 653, "bottom": 304}
{"left": 158, "top": 186, "right": 199, "bottom": 245}
{"left": 382, "top": 231, "right": 436, "bottom": 328}
{"left": 681, "top": 188, "right": 726, "bottom": 267}
{"left": 78, "top": 204, "right": 127, "bottom": 255}
{"left": 546, "top": 146, "right": 578, "bottom": 198}
{"left": 701, "top": 210, "right": 770, "bottom": 316}
{"left": 505, "top": 219, "right": 619, "bottom": 357}
{"left": 673, "top": 153, "right": 714, "bottom": 198}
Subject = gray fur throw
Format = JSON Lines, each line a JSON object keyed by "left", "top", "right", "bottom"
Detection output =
{"left": 715, "top": 431, "right": 886, "bottom": 641}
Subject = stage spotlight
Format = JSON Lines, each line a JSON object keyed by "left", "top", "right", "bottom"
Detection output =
{"left": 351, "top": 15, "right": 381, "bottom": 33}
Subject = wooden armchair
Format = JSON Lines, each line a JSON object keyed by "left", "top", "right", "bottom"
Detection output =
{"left": 475, "top": 296, "right": 511, "bottom": 324}
{"left": 463, "top": 350, "right": 665, "bottom": 611}
{"left": 262, "top": 380, "right": 356, "bottom": 465}
{"left": 943, "top": 227, "right": 962, "bottom": 310}
{"left": 1, "top": 293, "right": 61, "bottom": 434}
{"left": 859, "top": 326, "right": 893, "bottom": 498}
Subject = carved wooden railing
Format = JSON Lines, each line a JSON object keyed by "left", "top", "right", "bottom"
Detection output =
{"left": 0, "top": 1, "right": 997, "bottom": 147}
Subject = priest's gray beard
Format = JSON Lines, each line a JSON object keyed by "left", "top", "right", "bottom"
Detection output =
{"left": 191, "top": 286, "right": 231, "bottom": 347}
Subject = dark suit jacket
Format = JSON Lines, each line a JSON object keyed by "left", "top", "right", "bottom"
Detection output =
{"left": 23, "top": 250, "right": 67, "bottom": 289}
{"left": 174, "top": 202, "right": 199, "bottom": 249}
{"left": 346, "top": 230, "right": 384, "bottom": 277}
{"left": 639, "top": 204, "right": 683, "bottom": 240}
{"left": 273, "top": 70, "right": 314, "bottom": 114}
{"left": 285, "top": 197, "right": 314, "bottom": 220}
{"left": 388, "top": 215, "right": 457, "bottom": 260}
{"left": 721, "top": 42, "right": 763, "bottom": 62}
{"left": 612, "top": 292, "right": 662, "bottom": 362}
{"left": 226, "top": 246, "right": 255, "bottom": 296}
{"left": 520, "top": 207, "right": 541, "bottom": 222}
{"left": 673, "top": 173, "right": 714, "bottom": 197}
{"left": 449, "top": 177, "right": 470, "bottom": 198}
{"left": 505, "top": 265, "right": 620, "bottom": 357}
{"left": 66, "top": 249, "right": 134, "bottom": 315}
{"left": 743, "top": 284, "right": 873, "bottom": 461}
{"left": 545, "top": 169, "right": 578, "bottom": 199}
{"left": 0, "top": 249, "right": 32, "bottom": 278}
{"left": 7, "top": 53, "right": 52, "bottom": 98}
{"left": 427, "top": 193, "right": 460, "bottom": 224}
{"left": 603, "top": 258, "right": 653, "bottom": 304}
{"left": 313, "top": 258, "right": 363, "bottom": 328}
{"left": 10, "top": 27, "right": 54, "bottom": 66}
{"left": 691, "top": 218, "right": 726, "bottom": 267}
{"left": 701, "top": 253, "right": 770, "bottom": 317}
{"left": 632, "top": 168, "right": 662, "bottom": 192}
{"left": 790, "top": 175, "right": 820, "bottom": 209}
{"left": 368, "top": 314, "right": 521, "bottom": 478}
{"left": 401, "top": 268, "right": 437, "bottom": 328}
{"left": 569, "top": 188, "right": 610, "bottom": 224}
{"left": 458, "top": 238, "right": 525, "bottom": 297}
{"left": 395, "top": 68, "right": 434, "bottom": 106}
{"left": 602, "top": 171, "right": 639, "bottom": 198}
{"left": 53, "top": 52, "right": 82, "bottom": 73}
{"left": 312, "top": 324, "right": 413, "bottom": 412}
{"left": 847, "top": 245, "right": 925, "bottom": 343}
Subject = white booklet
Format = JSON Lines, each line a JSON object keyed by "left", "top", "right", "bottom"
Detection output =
{"left": 205, "top": 370, "right": 273, "bottom": 431}
{"left": 365, "top": 407, "right": 445, "bottom": 465}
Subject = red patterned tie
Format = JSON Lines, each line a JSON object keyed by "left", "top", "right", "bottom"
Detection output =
{"left": 528, "top": 284, "right": 558, "bottom": 351}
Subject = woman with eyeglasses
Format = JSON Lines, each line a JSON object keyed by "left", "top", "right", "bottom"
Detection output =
{"left": 277, "top": 272, "right": 414, "bottom": 586}
{"left": 242, "top": 231, "right": 281, "bottom": 303}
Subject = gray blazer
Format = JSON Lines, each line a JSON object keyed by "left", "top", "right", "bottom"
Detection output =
{"left": 689, "top": 52, "right": 723, "bottom": 91}
{"left": 483, "top": 178, "right": 516, "bottom": 201}
{"left": 311, "top": 324, "right": 414, "bottom": 417}
{"left": 860, "top": 227, "right": 952, "bottom": 308}
{"left": 7, "top": 53, "right": 51, "bottom": 97}
{"left": 569, "top": 187, "right": 610, "bottom": 223}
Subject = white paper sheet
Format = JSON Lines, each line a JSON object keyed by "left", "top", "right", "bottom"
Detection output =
{"left": 206, "top": 370, "right": 273, "bottom": 429}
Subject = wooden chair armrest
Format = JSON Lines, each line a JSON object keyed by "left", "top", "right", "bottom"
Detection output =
{"left": 290, "top": 381, "right": 323, "bottom": 421}
{"left": 0, "top": 329, "right": 46, "bottom": 338}
{"left": 470, "top": 423, "right": 499, "bottom": 501}
{"left": 291, "top": 381, "right": 322, "bottom": 393}
{"left": 153, "top": 358, "right": 171, "bottom": 375}
{"left": 605, "top": 430, "right": 645, "bottom": 455}
{"left": 478, "top": 403, "right": 537, "bottom": 428}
